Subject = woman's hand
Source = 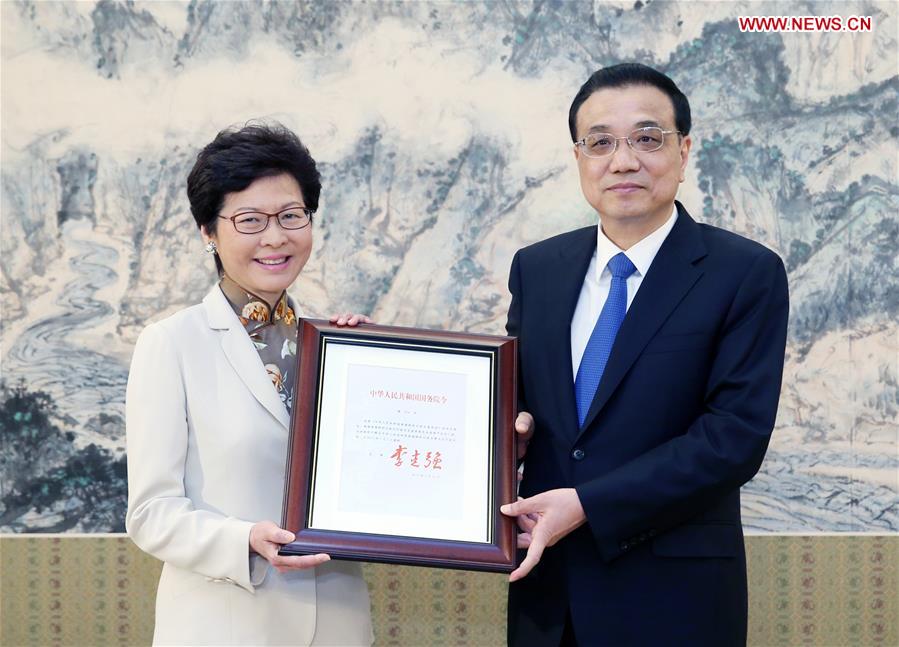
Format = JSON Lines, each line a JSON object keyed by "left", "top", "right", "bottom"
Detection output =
{"left": 330, "top": 313, "right": 372, "bottom": 326}
{"left": 249, "top": 520, "right": 329, "bottom": 572}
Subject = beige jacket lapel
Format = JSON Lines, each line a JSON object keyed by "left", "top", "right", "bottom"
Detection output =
{"left": 202, "top": 286, "right": 290, "bottom": 429}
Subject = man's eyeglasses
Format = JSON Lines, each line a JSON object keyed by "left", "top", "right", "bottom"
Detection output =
{"left": 219, "top": 207, "right": 314, "bottom": 234}
{"left": 575, "top": 127, "right": 682, "bottom": 158}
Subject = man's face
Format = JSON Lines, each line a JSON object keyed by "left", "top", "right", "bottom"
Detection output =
{"left": 573, "top": 84, "right": 691, "bottom": 233}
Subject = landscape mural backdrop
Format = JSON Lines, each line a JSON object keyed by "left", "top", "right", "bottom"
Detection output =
{"left": 1, "top": 0, "right": 896, "bottom": 534}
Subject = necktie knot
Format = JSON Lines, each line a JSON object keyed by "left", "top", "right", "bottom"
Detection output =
{"left": 607, "top": 253, "right": 636, "bottom": 279}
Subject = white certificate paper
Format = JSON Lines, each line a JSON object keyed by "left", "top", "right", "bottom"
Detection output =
{"left": 309, "top": 341, "right": 493, "bottom": 543}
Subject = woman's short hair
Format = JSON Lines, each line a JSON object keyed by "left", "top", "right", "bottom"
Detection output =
{"left": 187, "top": 122, "right": 321, "bottom": 274}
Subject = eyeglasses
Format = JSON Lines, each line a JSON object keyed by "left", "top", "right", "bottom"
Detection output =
{"left": 575, "top": 127, "right": 682, "bottom": 158}
{"left": 219, "top": 207, "right": 314, "bottom": 234}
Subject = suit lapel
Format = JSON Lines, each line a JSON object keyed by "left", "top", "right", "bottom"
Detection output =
{"left": 203, "top": 287, "right": 291, "bottom": 430}
{"left": 543, "top": 227, "right": 597, "bottom": 440}
{"left": 577, "top": 204, "right": 707, "bottom": 438}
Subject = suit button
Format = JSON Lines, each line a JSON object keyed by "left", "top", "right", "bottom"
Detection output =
{"left": 571, "top": 449, "right": 585, "bottom": 461}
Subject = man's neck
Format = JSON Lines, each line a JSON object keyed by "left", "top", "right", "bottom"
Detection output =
{"left": 599, "top": 206, "right": 676, "bottom": 250}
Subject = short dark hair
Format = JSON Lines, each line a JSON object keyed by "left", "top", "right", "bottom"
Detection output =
{"left": 187, "top": 122, "right": 321, "bottom": 274}
{"left": 567, "top": 63, "right": 691, "bottom": 141}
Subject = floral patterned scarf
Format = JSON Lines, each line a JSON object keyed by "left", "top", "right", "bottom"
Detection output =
{"left": 219, "top": 275, "right": 298, "bottom": 416}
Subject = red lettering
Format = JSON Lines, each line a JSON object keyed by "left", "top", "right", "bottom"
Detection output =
{"left": 390, "top": 445, "right": 407, "bottom": 467}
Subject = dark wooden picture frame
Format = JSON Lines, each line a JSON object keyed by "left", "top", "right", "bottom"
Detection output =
{"left": 279, "top": 319, "right": 518, "bottom": 573}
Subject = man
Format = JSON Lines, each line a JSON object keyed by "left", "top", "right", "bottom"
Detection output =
{"left": 500, "top": 63, "right": 789, "bottom": 646}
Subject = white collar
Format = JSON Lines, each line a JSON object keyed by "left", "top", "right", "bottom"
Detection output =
{"left": 595, "top": 205, "right": 678, "bottom": 280}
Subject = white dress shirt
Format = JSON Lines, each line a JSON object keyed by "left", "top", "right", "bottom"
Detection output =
{"left": 570, "top": 206, "right": 678, "bottom": 379}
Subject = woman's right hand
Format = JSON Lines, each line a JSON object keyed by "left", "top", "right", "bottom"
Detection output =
{"left": 249, "top": 520, "right": 330, "bottom": 572}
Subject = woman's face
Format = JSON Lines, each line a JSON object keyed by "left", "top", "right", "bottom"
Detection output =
{"left": 202, "top": 173, "right": 313, "bottom": 304}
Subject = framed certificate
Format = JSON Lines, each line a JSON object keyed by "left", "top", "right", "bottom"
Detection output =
{"left": 279, "top": 319, "right": 518, "bottom": 572}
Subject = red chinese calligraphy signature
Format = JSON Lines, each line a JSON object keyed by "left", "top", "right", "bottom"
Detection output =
{"left": 389, "top": 445, "right": 443, "bottom": 470}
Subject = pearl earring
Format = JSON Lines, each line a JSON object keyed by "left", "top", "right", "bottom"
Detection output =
{"left": 205, "top": 241, "right": 217, "bottom": 254}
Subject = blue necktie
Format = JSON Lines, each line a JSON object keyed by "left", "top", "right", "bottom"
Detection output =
{"left": 574, "top": 252, "right": 637, "bottom": 426}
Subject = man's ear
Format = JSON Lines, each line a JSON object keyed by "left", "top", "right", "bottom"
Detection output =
{"left": 678, "top": 135, "right": 692, "bottom": 182}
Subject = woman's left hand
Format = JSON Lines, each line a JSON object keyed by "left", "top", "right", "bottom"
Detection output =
{"left": 330, "top": 313, "right": 373, "bottom": 326}
{"left": 249, "top": 521, "right": 330, "bottom": 573}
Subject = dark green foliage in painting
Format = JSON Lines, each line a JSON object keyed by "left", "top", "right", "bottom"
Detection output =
{"left": 0, "top": 380, "right": 126, "bottom": 532}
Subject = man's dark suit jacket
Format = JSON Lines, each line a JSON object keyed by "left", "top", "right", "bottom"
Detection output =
{"left": 506, "top": 202, "right": 789, "bottom": 647}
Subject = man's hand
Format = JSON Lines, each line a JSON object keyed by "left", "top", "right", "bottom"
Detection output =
{"left": 249, "top": 520, "right": 330, "bottom": 573}
{"left": 500, "top": 488, "right": 587, "bottom": 582}
{"left": 515, "top": 411, "right": 535, "bottom": 460}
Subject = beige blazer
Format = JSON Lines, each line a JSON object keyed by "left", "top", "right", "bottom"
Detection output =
{"left": 126, "top": 286, "right": 372, "bottom": 646}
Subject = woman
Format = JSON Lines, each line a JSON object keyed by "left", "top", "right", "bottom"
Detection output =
{"left": 125, "top": 123, "right": 373, "bottom": 646}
